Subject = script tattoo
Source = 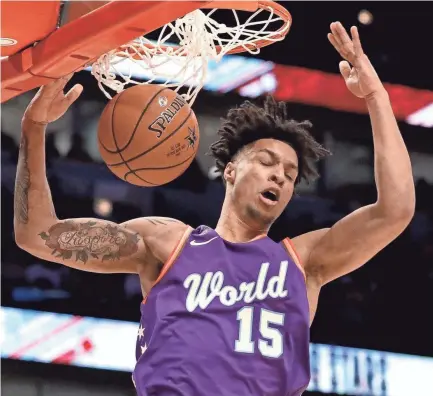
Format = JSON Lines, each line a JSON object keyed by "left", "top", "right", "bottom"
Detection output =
{"left": 38, "top": 221, "right": 139, "bottom": 264}
{"left": 14, "top": 135, "right": 30, "bottom": 224}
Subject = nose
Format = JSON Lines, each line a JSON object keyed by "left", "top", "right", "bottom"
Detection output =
{"left": 269, "top": 168, "right": 285, "bottom": 187}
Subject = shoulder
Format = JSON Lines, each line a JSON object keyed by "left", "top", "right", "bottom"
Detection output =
{"left": 122, "top": 217, "right": 189, "bottom": 242}
{"left": 122, "top": 217, "right": 191, "bottom": 268}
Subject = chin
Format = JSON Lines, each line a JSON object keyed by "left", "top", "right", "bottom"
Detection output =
{"left": 245, "top": 203, "right": 276, "bottom": 227}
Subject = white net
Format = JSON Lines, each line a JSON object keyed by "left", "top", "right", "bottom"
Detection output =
{"left": 91, "top": 5, "right": 289, "bottom": 104}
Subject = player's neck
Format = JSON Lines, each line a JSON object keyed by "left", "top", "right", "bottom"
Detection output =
{"left": 215, "top": 207, "right": 268, "bottom": 244}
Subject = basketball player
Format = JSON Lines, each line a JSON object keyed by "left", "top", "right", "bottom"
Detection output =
{"left": 14, "top": 23, "right": 414, "bottom": 395}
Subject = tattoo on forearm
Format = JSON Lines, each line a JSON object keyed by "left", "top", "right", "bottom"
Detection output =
{"left": 39, "top": 221, "right": 139, "bottom": 264}
{"left": 14, "top": 136, "right": 30, "bottom": 224}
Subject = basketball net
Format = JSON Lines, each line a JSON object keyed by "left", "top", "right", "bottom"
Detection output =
{"left": 91, "top": 7, "right": 289, "bottom": 104}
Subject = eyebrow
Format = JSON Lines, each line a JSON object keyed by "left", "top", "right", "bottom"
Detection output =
{"left": 257, "top": 148, "right": 298, "bottom": 170}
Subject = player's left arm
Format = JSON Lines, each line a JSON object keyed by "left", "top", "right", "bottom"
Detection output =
{"left": 293, "top": 22, "right": 415, "bottom": 286}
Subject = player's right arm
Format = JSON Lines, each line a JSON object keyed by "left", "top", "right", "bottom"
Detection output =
{"left": 14, "top": 75, "right": 184, "bottom": 274}
{"left": 13, "top": 75, "right": 145, "bottom": 273}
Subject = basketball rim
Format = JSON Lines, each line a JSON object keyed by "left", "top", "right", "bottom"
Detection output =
{"left": 1, "top": 0, "right": 291, "bottom": 104}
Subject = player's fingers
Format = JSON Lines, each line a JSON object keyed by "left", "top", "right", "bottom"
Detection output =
{"left": 56, "top": 73, "right": 75, "bottom": 92}
{"left": 335, "top": 22, "right": 352, "bottom": 45}
{"left": 334, "top": 22, "right": 356, "bottom": 62}
{"left": 339, "top": 61, "right": 351, "bottom": 80}
{"left": 327, "top": 34, "right": 340, "bottom": 51}
{"left": 330, "top": 22, "right": 344, "bottom": 47}
{"left": 64, "top": 84, "right": 83, "bottom": 106}
{"left": 328, "top": 34, "right": 346, "bottom": 59}
{"left": 40, "top": 73, "right": 75, "bottom": 95}
{"left": 350, "top": 26, "right": 364, "bottom": 57}
{"left": 329, "top": 23, "right": 356, "bottom": 63}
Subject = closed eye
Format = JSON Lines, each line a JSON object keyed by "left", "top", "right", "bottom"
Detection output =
{"left": 257, "top": 152, "right": 275, "bottom": 166}
{"left": 260, "top": 159, "right": 273, "bottom": 166}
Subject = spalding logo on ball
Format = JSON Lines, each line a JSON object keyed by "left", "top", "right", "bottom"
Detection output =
{"left": 148, "top": 95, "right": 188, "bottom": 138}
{"left": 97, "top": 85, "right": 200, "bottom": 187}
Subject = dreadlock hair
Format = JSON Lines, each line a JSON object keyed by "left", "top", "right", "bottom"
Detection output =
{"left": 208, "top": 96, "right": 331, "bottom": 185}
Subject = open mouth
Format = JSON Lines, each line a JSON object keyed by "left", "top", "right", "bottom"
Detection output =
{"left": 260, "top": 189, "right": 279, "bottom": 205}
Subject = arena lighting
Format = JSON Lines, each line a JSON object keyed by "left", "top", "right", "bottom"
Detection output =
{"left": 406, "top": 103, "right": 433, "bottom": 128}
{"left": 238, "top": 72, "right": 278, "bottom": 98}
{"left": 2, "top": 306, "right": 433, "bottom": 396}
{"left": 86, "top": 44, "right": 433, "bottom": 125}
{"left": 93, "top": 198, "right": 112, "bottom": 217}
{"left": 358, "top": 9, "right": 373, "bottom": 25}
{"left": 208, "top": 165, "right": 222, "bottom": 180}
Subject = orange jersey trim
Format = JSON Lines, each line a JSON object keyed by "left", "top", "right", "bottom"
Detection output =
{"left": 282, "top": 238, "right": 306, "bottom": 282}
{"left": 142, "top": 226, "right": 193, "bottom": 304}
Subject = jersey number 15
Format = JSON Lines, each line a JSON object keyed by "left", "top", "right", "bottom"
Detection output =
{"left": 235, "top": 306, "right": 285, "bottom": 358}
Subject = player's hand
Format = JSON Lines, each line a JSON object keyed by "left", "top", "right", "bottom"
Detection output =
{"left": 328, "top": 22, "right": 385, "bottom": 99}
{"left": 23, "top": 74, "right": 83, "bottom": 125}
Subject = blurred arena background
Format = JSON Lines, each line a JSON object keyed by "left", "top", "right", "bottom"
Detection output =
{"left": 1, "top": 2, "right": 433, "bottom": 396}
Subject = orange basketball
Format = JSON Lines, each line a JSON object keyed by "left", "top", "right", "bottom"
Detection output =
{"left": 97, "top": 85, "right": 200, "bottom": 187}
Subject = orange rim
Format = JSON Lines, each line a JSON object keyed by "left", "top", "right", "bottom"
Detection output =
{"left": 1, "top": 0, "right": 290, "bottom": 103}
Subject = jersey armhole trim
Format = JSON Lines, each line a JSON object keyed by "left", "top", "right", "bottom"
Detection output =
{"left": 282, "top": 238, "right": 306, "bottom": 282}
{"left": 142, "top": 226, "right": 193, "bottom": 304}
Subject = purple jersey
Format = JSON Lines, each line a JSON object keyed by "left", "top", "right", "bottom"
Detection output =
{"left": 133, "top": 225, "right": 310, "bottom": 396}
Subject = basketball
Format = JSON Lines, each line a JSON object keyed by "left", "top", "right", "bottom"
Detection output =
{"left": 97, "top": 85, "right": 199, "bottom": 187}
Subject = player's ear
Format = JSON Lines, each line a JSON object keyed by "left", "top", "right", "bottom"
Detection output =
{"left": 224, "top": 162, "right": 236, "bottom": 185}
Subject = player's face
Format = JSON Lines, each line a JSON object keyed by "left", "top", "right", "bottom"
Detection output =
{"left": 226, "top": 138, "right": 299, "bottom": 227}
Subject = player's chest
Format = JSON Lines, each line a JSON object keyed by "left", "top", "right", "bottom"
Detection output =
{"left": 160, "top": 245, "right": 306, "bottom": 313}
